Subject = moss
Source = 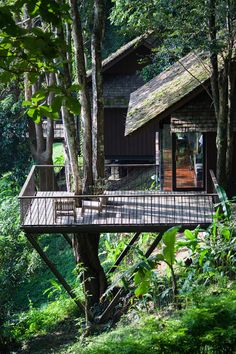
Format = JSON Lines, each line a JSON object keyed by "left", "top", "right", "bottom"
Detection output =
{"left": 125, "top": 51, "right": 212, "bottom": 136}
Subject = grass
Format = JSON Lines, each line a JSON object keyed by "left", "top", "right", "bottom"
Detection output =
{"left": 6, "top": 297, "right": 78, "bottom": 342}
{"left": 54, "top": 286, "right": 236, "bottom": 354}
{"left": 11, "top": 235, "right": 77, "bottom": 310}
{"left": 9, "top": 285, "right": 236, "bottom": 354}
{"left": 53, "top": 143, "right": 64, "bottom": 165}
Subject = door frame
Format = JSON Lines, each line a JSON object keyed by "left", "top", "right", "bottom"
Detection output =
{"left": 172, "top": 132, "right": 206, "bottom": 191}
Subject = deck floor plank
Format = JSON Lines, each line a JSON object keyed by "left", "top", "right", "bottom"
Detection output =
{"left": 22, "top": 190, "right": 214, "bottom": 231}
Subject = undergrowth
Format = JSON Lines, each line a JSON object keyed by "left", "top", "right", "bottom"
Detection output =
{"left": 56, "top": 285, "right": 236, "bottom": 354}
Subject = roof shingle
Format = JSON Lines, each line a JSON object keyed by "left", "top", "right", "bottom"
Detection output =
{"left": 125, "top": 51, "right": 212, "bottom": 135}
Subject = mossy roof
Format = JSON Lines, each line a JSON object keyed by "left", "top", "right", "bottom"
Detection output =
{"left": 87, "top": 33, "right": 153, "bottom": 78}
{"left": 125, "top": 51, "right": 212, "bottom": 135}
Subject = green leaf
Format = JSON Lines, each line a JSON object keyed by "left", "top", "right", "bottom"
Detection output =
{"left": 70, "top": 84, "right": 81, "bottom": 92}
{"left": 184, "top": 229, "right": 195, "bottom": 240}
{"left": 154, "top": 254, "right": 164, "bottom": 262}
{"left": 162, "top": 226, "right": 180, "bottom": 266}
{"left": 199, "top": 249, "right": 208, "bottom": 266}
{"left": 22, "top": 100, "right": 31, "bottom": 107}
{"left": 65, "top": 96, "right": 81, "bottom": 115}
{"left": 51, "top": 95, "right": 63, "bottom": 112}
{"left": 134, "top": 281, "right": 149, "bottom": 296}
{"left": 221, "top": 228, "right": 230, "bottom": 240}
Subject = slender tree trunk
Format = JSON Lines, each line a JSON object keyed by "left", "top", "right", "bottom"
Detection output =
{"left": 91, "top": 0, "right": 105, "bottom": 182}
{"left": 208, "top": 0, "right": 228, "bottom": 188}
{"left": 24, "top": 74, "right": 55, "bottom": 190}
{"left": 216, "top": 66, "right": 228, "bottom": 188}
{"left": 70, "top": 0, "right": 93, "bottom": 193}
{"left": 226, "top": 63, "right": 236, "bottom": 193}
{"left": 56, "top": 23, "right": 82, "bottom": 195}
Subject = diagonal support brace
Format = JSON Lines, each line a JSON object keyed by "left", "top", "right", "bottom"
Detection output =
{"left": 26, "top": 233, "right": 92, "bottom": 321}
{"left": 98, "top": 233, "right": 163, "bottom": 323}
{"left": 107, "top": 232, "right": 141, "bottom": 275}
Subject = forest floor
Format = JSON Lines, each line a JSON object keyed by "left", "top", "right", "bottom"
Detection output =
{"left": 15, "top": 317, "right": 78, "bottom": 354}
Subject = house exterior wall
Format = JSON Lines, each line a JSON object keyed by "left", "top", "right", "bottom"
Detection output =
{"left": 160, "top": 90, "right": 236, "bottom": 193}
{"left": 95, "top": 43, "right": 156, "bottom": 162}
{"left": 104, "top": 108, "right": 159, "bottom": 161}
{"left": 171, "top": 91, "right": 236, "bottom": 132}
{"left": 103, "top": 74, "right": 144, "bottom": 108}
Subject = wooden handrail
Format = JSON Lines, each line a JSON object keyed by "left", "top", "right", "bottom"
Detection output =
{"left": 19, "top": 192, "right": 218, "bottom": 199}
{"left": 209, "top": 169, "right": 218, "bottom": 191}
{"left": 19, "top": 165, "right": 36, "bottom": 197}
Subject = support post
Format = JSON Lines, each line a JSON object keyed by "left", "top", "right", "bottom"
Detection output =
{"left": 26, "top": 233, "right": 92, "bottom": 321}
{"left": 107, "top": 232, "right": 141, "bottom": 275}
{"left": 98, "top": 233, "right": 163, "bottom": 323}
{"left": 62, "top": 233, "right": 73, "bottom": 247}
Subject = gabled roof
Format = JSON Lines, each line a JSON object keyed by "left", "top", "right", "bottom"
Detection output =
{"left": 125, "top": 51, "right": 212, "bottom": 135}
{"left": 87, "top": 33, "right": 154, "bottom": 78}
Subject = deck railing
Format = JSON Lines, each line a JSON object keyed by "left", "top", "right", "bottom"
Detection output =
{"left": 19, "top": 192, "right": 215, "bottom": 228}
{"left": 209, "top": 169, "right": 229, "bottom": 217}
{"left": 19, "top": 165, "right": 217, "bottom": 230}
{"left": 42, "top": 121, "right": 64, "bottom": 139}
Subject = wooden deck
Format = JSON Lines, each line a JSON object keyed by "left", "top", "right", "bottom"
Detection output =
{"left": 21, "top": 190, "right": 214, "bottom": 233}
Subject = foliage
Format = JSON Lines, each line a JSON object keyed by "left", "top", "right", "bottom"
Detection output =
{"left": 56, "top": 286, "right": 236, "bottom": 354}
{"left": 0, "top": 196, "right": 34, "bottom": 312}
{"left": 0, "top": 93, "right": 31, "bottom": 180}
{"left": 178, "top": 211, "right": 236, "bottom": 295}
{"left": 5, "top": 297, "right": 78, "bottom": 342}
{"left": 0, "top": 0, "right": 81, "bottom": 123}
{"left": 53, "top": 142, "right": 65, "bottom": 165}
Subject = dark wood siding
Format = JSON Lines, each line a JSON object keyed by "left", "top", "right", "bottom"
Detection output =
{"left": 104, "top": 108, "right": 159, "bottom": 161}
{"left": 171, "top": 91, "right": 236, "bottom": 132}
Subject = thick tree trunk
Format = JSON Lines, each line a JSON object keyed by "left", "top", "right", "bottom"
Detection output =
{"left": 69, "top": 0, "right": 107, "bottom": 320}
{"left": 91, "top": 0, "right": 105, "bottom": 182}
{"left": 72, "top": 233, "right": 107, "bottom": 311}
{"left": 24, "top": 74, "right": 55, "bottom": 190}
{"left": 70, "top": 0, "right": 93, "bottom": 193}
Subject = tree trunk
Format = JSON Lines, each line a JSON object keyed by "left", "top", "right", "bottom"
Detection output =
{"left": 226, "top": 65, "right": 236, "bottom": 192}
{"left": 56, "top": 22, "right": 82, "bottom": 195}
{"left": 24, "top": 74, "right": 56, "bottom": 190}
{"left": 216, "top": 67, "right": 228, "bottom": 189}
{"left": 69, "top": 0, "right": 107, "bottom": 320}
{"left": 208, "top": 0, "right": 229, "bottom": 189}
{"left": 72, "top": 233, "right": 107, "bottom": 311}
{"left": 91, "top": 0, "right": 105, "bottom": 182}
{"left": 70, "top": 0, "right": 93, "bottom": 193}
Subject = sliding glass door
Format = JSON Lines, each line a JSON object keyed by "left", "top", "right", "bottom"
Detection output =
{"left": 172, "top": 132, "right": 205, "bottom": 190}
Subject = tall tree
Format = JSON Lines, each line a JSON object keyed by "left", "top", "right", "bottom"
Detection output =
{"left": 69, "top": 0, "right": 107, "bottom": 319}
{"left": 0, "top": 0, "right": 108, "bottom": 321}
{"left": 91, "top": 0, "right": 105, "bottom": 182}
{"left": 70, "top": 0, "right": 93, "bottom": 192}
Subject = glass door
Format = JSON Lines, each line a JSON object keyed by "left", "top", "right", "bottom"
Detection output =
{"left": 173, "top": 132, "right": 205, "bottom": 190}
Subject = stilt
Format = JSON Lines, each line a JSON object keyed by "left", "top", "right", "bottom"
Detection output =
{"left": 62, "top": 233, "right": 73, "bottom": 247}
{"left": 98, "top": 233, "right": 162, "bottom": 323}
{"left": 107, "top": 232, "right": 141, "bottom": 275}
{"left": 26, "top": 233, "right": 92, "bottom": 321}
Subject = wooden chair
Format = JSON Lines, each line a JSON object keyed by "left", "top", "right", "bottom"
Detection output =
{"left": 81, "top": 196, "right": 108, "bottom": 216}
{"left": 53, "top": 199, "right": 76, "bottom": 223}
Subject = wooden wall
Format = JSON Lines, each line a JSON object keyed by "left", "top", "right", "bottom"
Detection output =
{"left": 104, "top": 108, "right": 159, "bottom": 161}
